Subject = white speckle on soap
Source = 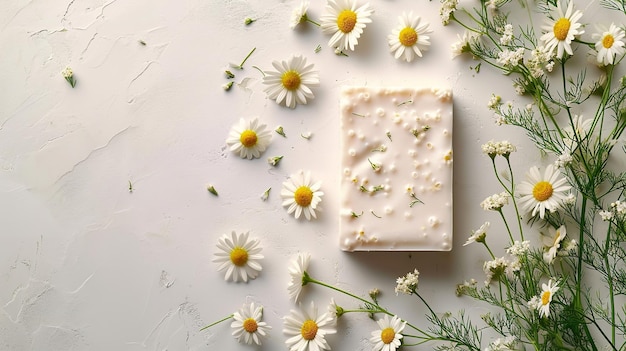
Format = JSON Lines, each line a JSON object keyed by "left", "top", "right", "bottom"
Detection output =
{"left": 426, "top": 142, "right": 433, "bottom": 149}
{"left": 389, "top": 164, "right": 396, "bottom": 172}
{"left": 408, "top": 149, "right": 416, "bottom": 157}
{"left": 384, "top": 206, "right": 393, "bottom": 214}
{"left": 404, "top": 212, "right": 412, "bottom": 219}
{"left": 348, "top": 149, "right": 356, "bottom": 156}
{"left": 428, "top": 216, "right": 440, "bottom": 227}
{"left": 347, "top": 129, "right": 356, "bottom": 137}
{"left": 343, "top": 168, "right": 351, "bottom": 176}
{"left": 411, "top": 171, "right": 418, "bottom": 179}
{"left": 376, "top": 108, "right": 385, "bottom": 117}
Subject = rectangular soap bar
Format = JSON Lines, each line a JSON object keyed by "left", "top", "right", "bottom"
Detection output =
{"left": 339, "top": 87, "right": 453, "bottom": 251}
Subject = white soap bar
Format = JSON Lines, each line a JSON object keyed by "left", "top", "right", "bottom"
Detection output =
{"left": 339, "top": 87, "right": 453, "bottom": 251}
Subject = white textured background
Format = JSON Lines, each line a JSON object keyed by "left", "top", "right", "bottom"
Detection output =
{"left": 0, "top": 0, "right": 594, "bottom": 349}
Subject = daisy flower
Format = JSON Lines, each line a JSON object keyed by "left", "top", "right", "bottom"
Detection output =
{"left": 320, "top": 0, "right": 373, "bottom": 52}
{"left": 370, "top": 315, "right": 406, "bottom": 351}
{"left": 593, "top": 24, "right": 625, "bottom": 66}
{"left": 231, "top": 302, "right": 272, "bottom": 345}
{"left": 517, "top": 165, "right": 571, "bottom": 219}
{"left": 541, "top": 225, "right": 566, "bottom": 264}
{"left": 536, "top": 279, "right": 560, "bottom": 318}
{"left": 539, "top": 0, "right": 584, "bottom": 58}
{"left": 281, "top": 170, "right": 324, "bottom": 220}
{"left": 225, "top": 117, "right": 272, "bottom": 160}
{"left": 290, "top": 1, "right": 319, "bottom": 29}
{"left": 463, "top": 221, "right": 490, "bottom": 246}
{"left": 283, "top": 301, "right": 337, "bottom": 351}
{"left": 213, "top": 231, "right": 264, "bottom": 283}
{"left": 263, "top": 55, "right": 319, "bottom": 109}
{"left": 387, "top": 12, "right": 432, "bottom": 62}
{"left": 287, "top": 252, "right": 311, "bottom": 302}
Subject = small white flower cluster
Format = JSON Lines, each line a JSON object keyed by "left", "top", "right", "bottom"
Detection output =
{"left": 499, "top": 24, "right": 514, "bottom": 45}
{"left": 487, "top": 94, "right": 501, "bottom": 110}
{"left": 485, "top": 336, "right": 517, "bottom": 351}
{"left": 506, "top": 240, "right": 530, "bottom": 257}
{"left": 554, "top": 152, "right": 573, "bottom": 168}
{"left": 395, "top": 268, "right": 419, "bottom": 295}
{"left": 600, "top": 200, "right": 626, "bottom": 221}
{"left": 483, "top": 256, "right": 509, "bottom": 285}
{"left": 480, "top": 192, "right": 510, "bottom": 211}
{"left": 497, "top": 48, "right": 524, "bottom": 68}
{"left": 527, "top": 46, "right": 554, "bottom": 78}
{"left": 440, "top": 0, "right": 458, "bottom": 25}
{"left": 481, "top": 140, "right": 517, "bottom": 157}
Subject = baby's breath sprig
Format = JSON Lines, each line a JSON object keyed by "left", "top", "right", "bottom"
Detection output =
{"left": 244, "top": 17, "right": 256, "bottom": 25}
{"left": 350, "top": 211, "right": 363, "bottom": 218}
{"left": 368, "top": 158, "right": 381, "bottom": 172}
{"left": 62, "top": 67, "right": 76, "bottom": 88}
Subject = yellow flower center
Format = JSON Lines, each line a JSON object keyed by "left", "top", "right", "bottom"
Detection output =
{"left": 300, "top": 319, "right": 318, "bottom": 340}
{"left": 603, "top": 34, "right": 615, "bottom": 49}
{"left": 230, "top": 247, "right": 249, "bottom": 266}
{"left": 541, "top": 290, "right": 551, "bottom": 306}
{"left": 281, "top": 70, "right": 301, "bottom": 91}
{"left": 381, "top": 327, "right": 396, "bottom": 344}
{"left": 337, "top": 9, "right": 357, "bottom": 33}
{"left": 239, "top": 130, "right": 258, "bottom": 148}
{"left": 294, "top": 186, "right": 313, "bottom": 207}
{"left": 399, "top": 27, "right": 418, "bottom": 47}
{"left": 243, "top": 318, "right": 258, "bottom": 333}
{"left": 532, "top": 181, "right": 553, "bottom": 202}
{"left": 553, "top": 18, "right": 571, "bottom": 41}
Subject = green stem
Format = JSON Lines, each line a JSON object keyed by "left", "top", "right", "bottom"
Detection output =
{"left": 305, "top": 17, "right": 320, "bottom": 26}
{"left": 200, "top": 314, "right": 233, "bottom": 331}
{"left": 505, "top": 157, "right": 525, "bottom": 241}
{"left": 604, "top": 224, "right": 616, "bottom": 345}
{"left": 238, "top": 47, "right": 256, "bottom": 68}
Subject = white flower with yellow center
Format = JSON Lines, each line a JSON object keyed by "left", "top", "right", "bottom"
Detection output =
{"left": 281, "top": 171, "right": 324, "bottom": 220}
{"left": 283, "top": 301, "right": 337, "bottom": 351}
{"left": 290, "top": 1, "right": 310, "bottom": 29}
{"left": 463, "top": 221, "right": 490, "bottom": 246}
{"left": 539, "top": 0, "right": 584, "bottom": 58}
{"left": 213, "top": 231, "right": 264, "bottom": 283}
{"left": 287, "top": 252, "right": 311, "bottom": 302}
{"left": 231, "top": 302, "right": 272, "bottom": 345}
{"left": 388, "top": 12, "right": 432, "bottom": 62}
{"left": 263, "top": 55, "right": 319, "bottom": 109}
{"left": 370, "top": 315, "right": 406, "bottom": 351}
{"left": 518, "top": 165, "right": 571, "bottom": 219}
{"left": 225, "top": 117, "right": 272, "bottom": 160}
{"left": 541, "top": 225, "right": 566, "bottom": 264}
{"left": 532, "top": 279, "right": 559, "bottom": 318}
{"left": 320, "top": 0, "right": 373, "bottom": 52}
{"left": 593, "top": 24, "right": 625, "bottom": 66}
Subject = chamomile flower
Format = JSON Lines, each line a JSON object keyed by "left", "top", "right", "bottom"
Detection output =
{"left": 535, "top": 279, "right": 560, "bottom": 318}
{"left": 539, "top": 0, "right": 584, "bottom": 58}
{"left": 370, "top": 315, "right": 406, "bottom": 351}
{"left": 283, "top": 301, "right": 337, "bottom": 351}
{"left": 290, "top": 0, "right": 311, "bottom": 29}
{"left": 463, "top": 221, "right": 490, "bottom": 246}
{"left": 518, "top": 165, "right": 571, "bottom": 219}
{"left": 541, "top": 225, "right": 566, "bottom": 264}
{"left": 263, "top": 55, "right": 320, "bottom": 109}
{"left": 388, "top": 12, "right": 432, "bottom": 62}
{"left": 287, "top": 252, "right": 311, "bottom": 302}
{"left": 226, "top": 117, "right": 272, "bottom": 160}
{"left": 593, "top": 24, "right": 625, "bottom": 66}
{"left": 281, "top": 170, "right": 324, "bottom": 220}
{"left": 213, "top": 231, "right": 264, "bottom": 283}
{"left": 231, "top": 302, "right": 272, "bottom": 345}
{"left": 320, "top": 0, "right": 373, "bottom": 52}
